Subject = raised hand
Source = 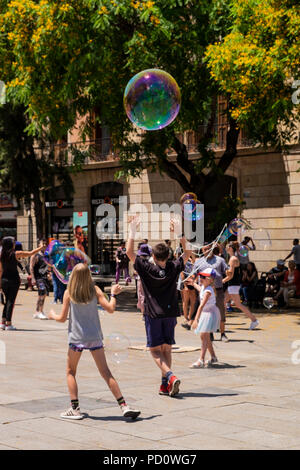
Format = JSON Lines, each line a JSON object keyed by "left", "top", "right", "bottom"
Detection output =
{"left": 111, "top": 284, "right": 122, "bottom": 296}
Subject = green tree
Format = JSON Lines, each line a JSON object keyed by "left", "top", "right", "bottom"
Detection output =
{"left": 206, "top": 0, "right": 300, "bottom": 147}
{"left": 0, "top": 0, "right": 239, "bottom": 205}
{"left": 0, "top": 103, "right": 78, "bottom": 239}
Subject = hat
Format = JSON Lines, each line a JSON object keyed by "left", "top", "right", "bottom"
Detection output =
{"left": 137, "top": 244, "right": 151, "bottom": 257}
{"left": 277, "top": 259, "right": 285, "bottom": 265}
{"left": 198, "top": 268, "right": 217, "bottom": 278}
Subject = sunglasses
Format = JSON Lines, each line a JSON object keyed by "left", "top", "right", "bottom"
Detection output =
{"left": 199, "top": 275, "right": 208, "bottom": 279}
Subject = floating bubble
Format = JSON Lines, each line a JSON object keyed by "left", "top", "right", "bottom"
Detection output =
{"left": 263, "top": 297, "right": 275, "bottom": 310}
{"left": 124, "top": 69, "right": 181, "bottom": 131}
{"left": 239, "top": 245, "right": 249, "bottom": 258}
{"left": 180, "top": 193, "right": 198, "bottom": 205}
{"left": 44, "top": 240, "right": 65, "bottom": 266}
{"left": 253, "top": 229, "right": 272, "bottom": 250}
{"left": 90, "top": 264, "right": 101, "bottom": 275}
{"left": 54, "top": 247, "right": 91, "bottom": 284}
{"left": 105, "top": 333, "right": 130, "bottom": 365}
{"left": 182, "top": 198, "right": 203, "bottom": 221}
{"left": 228, "top": 218, "right": 246, "bottom": 235}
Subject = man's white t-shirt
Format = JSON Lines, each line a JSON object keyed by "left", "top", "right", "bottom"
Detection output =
{"left": 292, "top": 245, "right": 300, "bottom": 264}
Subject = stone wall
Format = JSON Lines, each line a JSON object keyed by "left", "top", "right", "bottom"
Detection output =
{"left": 236, "top": 145, "right": 300, "bottom": 273}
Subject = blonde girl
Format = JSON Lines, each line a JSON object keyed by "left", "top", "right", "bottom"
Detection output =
{"left": 48, "top": 263, "right": 140, "bottom": 420}
{"left": 223, "top": 241, "right": 259, "bottom": 330}
{"left": 189, "top": 268, "right": 220, "bottom": 368}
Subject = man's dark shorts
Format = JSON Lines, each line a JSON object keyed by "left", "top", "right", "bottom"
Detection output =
{"left": 36, "top": 278, "right": 50, "bottom": 296}
{"left": 144, "top": 316, "right": 177, "bottom": 348}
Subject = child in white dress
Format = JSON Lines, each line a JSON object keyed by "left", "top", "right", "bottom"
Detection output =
{"left": 190, "top": 268, "right": 221, "bottom": 368}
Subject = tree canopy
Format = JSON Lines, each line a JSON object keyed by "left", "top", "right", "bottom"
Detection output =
{"left": 0, "top": 0, "right": 234, "bottom": 202}
{"left": 0, "top": 0, "right": 299, "bottom": 216}
{"left": 0, "top": 102, "right": 77, "bottom": 239}
{"left": 206, "top": 0, "right": 300, "bottom": 146}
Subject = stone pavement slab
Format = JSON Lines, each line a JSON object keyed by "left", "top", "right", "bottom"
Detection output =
{"left": 0, "top": 289, "right": 299, "bottom": 450}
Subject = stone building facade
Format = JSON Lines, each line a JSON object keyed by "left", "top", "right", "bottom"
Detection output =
{"left": 15, "top": 139, "right": 300, "bottom": 275}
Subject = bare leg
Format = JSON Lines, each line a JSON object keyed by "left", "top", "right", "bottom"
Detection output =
{"left": 188, "top": 291, "right": 197, "bottom": 324}
{"left": 91, "top": 348, "right": 123, "bottom": 400}
{"left": 200, "top": 333, "right": 209, "bottom": 362}
{"left": 161, "top": 343, "right": 172, "bottom": 382}
{"left": 207, "top": 337, "right": 216, "bottom": 358}
{"left": 182, "top": 289, "right": 189, "bottom": 321}
{"left": 230, "top": 294, "right": 256, "bottom": 322}
{"left": 150, "top": 345, "right": 172, "bottom": 376}
{"left": 37, "top": 295, "right": 46, "bottom": 313}
{"left": 66, "top": 348, "right": 82, "bottom": 400}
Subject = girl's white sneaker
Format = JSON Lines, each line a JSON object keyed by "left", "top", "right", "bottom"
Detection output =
{"left": 0, "top": 323, "right": 6, "bottom": 330}
{"left": 60, "top": 407, "right": 83, "bottom": 420}
{"left": 5, "top": 325, "right": 17, "bottom": 331}
{"left": 249, "top": 320, "right": 259, "bottom": 330}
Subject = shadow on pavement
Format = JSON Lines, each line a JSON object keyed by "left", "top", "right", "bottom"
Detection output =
{"left": 221, "top": 339, "right": 255, "bottom": 343}
{"left": 86, "top": 414, "right": 161, "bottom": 422}
{"left": 205, "top": 363, "right": 246, "bottom": 369}
{"left": 171, "top": 392, "right": 240, "bottom": 399}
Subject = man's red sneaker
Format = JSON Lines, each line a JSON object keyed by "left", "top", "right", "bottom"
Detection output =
{"left": 167, "top": 375, "right": 181, "bottom": 397}
{"left": 159, "top": 384, "right": 169, "bottom": 395}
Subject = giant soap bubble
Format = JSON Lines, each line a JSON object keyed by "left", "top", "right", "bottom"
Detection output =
{"left": 182, "top": 198, "right": 203, "bottom": 221}
{"left": 53, "top": 247, "right": 90, "bottom": 284}
{"left": 228, "top": 218, "right": 246, "bottom": 236}
{"left": 45, "top": 240, "right": 91, "bottom": 285}
{"left": 253, "top": 229, "right": 272, "bottom": 250}
{"left": 124, "top": 69, "right": 181, "bottom": 130}
{"left": 44, "top": 239, "right": 65, "bottom": 266}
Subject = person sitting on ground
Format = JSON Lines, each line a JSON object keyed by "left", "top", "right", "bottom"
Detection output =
{"left": 266, "top": 260, "right": 288, "bottom": 300}
{"left": 274, "top": 261, "right": 300, "bottom": 307}
{"left": 240, "top": 262, "right": 258, "bottom": 306}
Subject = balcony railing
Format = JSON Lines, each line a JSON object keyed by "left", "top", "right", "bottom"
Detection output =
{"left": 173, "top": 125, "right": 255, "bottom": 154}
{"left": 34, "top": 125, "right": 255, "bottom": 166}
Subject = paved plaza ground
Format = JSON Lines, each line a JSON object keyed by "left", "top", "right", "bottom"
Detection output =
{"left": 0, "top": 287, "right": 300, "bottom": 450}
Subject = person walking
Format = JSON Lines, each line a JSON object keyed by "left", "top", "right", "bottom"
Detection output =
{"left": 223, "top": 241, "right": 259, "bottom": 330}
{"left": 0, "top": 237, "right": 44, "bottom": 330}
{"left": 284, "top": 239, "right": 300, "bottom": 271}
{"left": 191, "top": 243, "right": 229, "bottom": 341}
{"left": 190, "top": 268, "right": 220, "bottom": 368}
{"left": 115, "top": 240, "right": 131, "bottom": 285}
{"left": 181, "top": 258, "right": 197, "bottom": 331}
{"left": 126, "top": 217, "right": 192, "bottom": 397}
{"left": 48, "top": 263, "right": 140, "bottom": 420}
{"left": 30, "top": 239, "right": 51, "bottom": 320}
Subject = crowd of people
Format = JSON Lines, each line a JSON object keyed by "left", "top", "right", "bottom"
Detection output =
{"left": 0, "top": 229, "right": 300, "bottom": 421}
